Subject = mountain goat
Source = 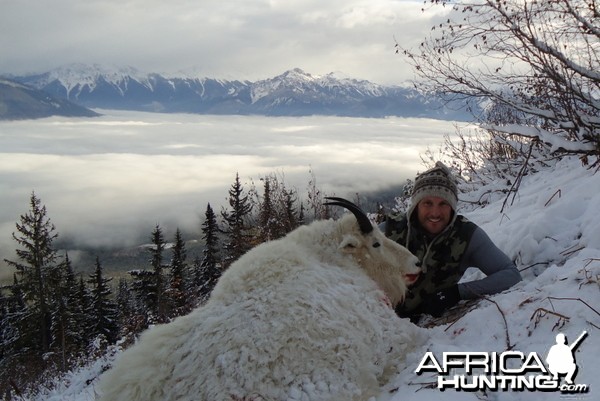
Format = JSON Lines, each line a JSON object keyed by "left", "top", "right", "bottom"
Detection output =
{"left": 98, "top": 197, "right": 425, "bottom": 401}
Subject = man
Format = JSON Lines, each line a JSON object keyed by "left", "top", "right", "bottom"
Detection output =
{"left": 381, "top": 162, "right": 522, "bottom": 320}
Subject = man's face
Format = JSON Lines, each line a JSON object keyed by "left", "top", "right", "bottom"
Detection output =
{"left": 416, "top": 196, "right": 453, "bottom": 235}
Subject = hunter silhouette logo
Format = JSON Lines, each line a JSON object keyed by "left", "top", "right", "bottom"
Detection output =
{"left": 545, "top": 331, "right": 587, "bottom": 386}
{"left": 415, "top": 330, "right": 590, "bottom": 393}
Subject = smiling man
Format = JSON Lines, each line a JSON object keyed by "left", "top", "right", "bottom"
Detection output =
{"left": 381, "top": 162, "right": 522, "bottom": 321}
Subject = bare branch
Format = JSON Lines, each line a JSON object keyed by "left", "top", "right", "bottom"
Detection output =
{"left": 400, "top": 0, "right": 600, "bottom": 163}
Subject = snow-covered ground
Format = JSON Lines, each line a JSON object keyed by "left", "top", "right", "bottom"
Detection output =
{"left": 24, "top": 156, "right": 599, "bottom": 401}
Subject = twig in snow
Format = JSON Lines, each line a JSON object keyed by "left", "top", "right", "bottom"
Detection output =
{"left": 406, "top": 380, "right": 438, "bottom": 392}
{"left": 461, "top": 189, "right": 510, "bottom": 206}
{"left": 530, "top": 297, "right": 600, "bottom": 333}
{"left": 501, "top": 140, "right": 535, "bottom": 213}
{"left": 547, "top": 297, "right": 600, "bottom": 319}
{"left": 543, "top": 189, "right": 561, "bottom": 207}
{"left": 499, "top": 213, "right": 511, "bottom": 226}
{"left": 483, "top": 296, "right": 513, "bottom": 350}
{"left": 529, "top": 307, "right": 569, "bottom": 334}
{"left": 583, "top": 258, "right": 600, "bottom": 268}
{"left": 578, "top": 261, "right": 600, "bottom": 289}
{"left": 518, "top": 261, "right": 551, "bottom": 272}
{"left": 560, "top": 244, "right": 585, "bottom": 257}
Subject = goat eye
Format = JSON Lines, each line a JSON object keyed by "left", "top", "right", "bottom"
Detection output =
{"left": 372, "top": 242, "right": 381, "bottom": 248}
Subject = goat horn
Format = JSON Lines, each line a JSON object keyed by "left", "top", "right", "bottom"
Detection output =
{"left": 324, "top": 197, "right": 373, "bottom": 234}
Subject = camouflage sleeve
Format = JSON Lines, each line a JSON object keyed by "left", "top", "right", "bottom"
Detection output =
{"left": 378, "top": 213, "right": 406, "bottom": 239}
{"left": 458, "top": 227, "right": 522, "bottom": 299}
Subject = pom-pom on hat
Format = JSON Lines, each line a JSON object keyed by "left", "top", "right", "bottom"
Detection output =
{"left": 411, "top": 161, "right": 458, "bottom": 212}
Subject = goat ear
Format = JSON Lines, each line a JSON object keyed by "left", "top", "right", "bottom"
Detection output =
{"left": 339, "top": 234, "right": 360, "bottom": 253}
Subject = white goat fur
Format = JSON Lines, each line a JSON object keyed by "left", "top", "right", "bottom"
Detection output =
{"left": 98, "top": 214, "right": 425, "bottom": 401}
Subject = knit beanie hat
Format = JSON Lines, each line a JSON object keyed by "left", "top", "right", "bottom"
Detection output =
{"left": 411, "top": 161, "right": 458, "bottom": 212}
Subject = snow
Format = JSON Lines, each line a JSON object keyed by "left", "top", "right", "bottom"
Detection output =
{"left": 0, "top": 78, "right": 29, "bottom": 89}
{"left": 22, "top": 156, "right": 599, "bottom": 400}
{"left": 35, "top": 63, "right": 154, "bottom": 99}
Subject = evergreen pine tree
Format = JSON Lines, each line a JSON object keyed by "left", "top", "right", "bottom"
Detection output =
{"left": 126, "top": 267, "right": 155, "bottom": 333}
{"left": 116, "top": 278, "right": 132, "bottom": 318}
{"left": 280, "top": 186, "right": 302, "bottom": 235}
{"left": 167, "top": 228, "right": 188, "bottom": 316}
{"left": 149, "top": 224, "right": 167, "bottom": 321}
{"left": 0, "top": 276, "right": 26, "bottom": 397}
{"left": 115, "top": 277, "right": 140, "bottom": 339}
{"left": 197, "top": 203, "right": 222, "bottom": 303}
{"left": 87, "top": 257, "right": 119, "bottom": 345}
{"left": 59, "top": 257, "right": 89, "bottom": 354}
{"left": 0, "top": 275, "right": 24, "bottom": 360}
{"left": 298, "top": 201, "right": 306, "bottom": 226}
{"left": 4, "top": 192, "right": 60, "bottom": 353}
{"left": 49, "top": 254, "right": 82, "bottom": 369}
{"left": 128, "top": 268, "right": 154, "bottom": 330}
{"left": 221, "top": 173, "right": 253, "bottom": 268}
{"left": 0, "top": 285, "right": 11, "bottom": 359}
{"left": 73, "top": 275, "right": 92, "bottom": 348}
{"left": 254, "top": 174, "right": 303, "bottom": 241}
{"left": 190, "top": 256, "right": 202, "bottom": 303}
{"left": 257, "top": 177, "right": 277, "bottom": 242}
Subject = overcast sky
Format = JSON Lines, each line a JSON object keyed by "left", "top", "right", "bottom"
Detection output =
{"left": 0, "top": 0, "right": 448, "bottom": 84}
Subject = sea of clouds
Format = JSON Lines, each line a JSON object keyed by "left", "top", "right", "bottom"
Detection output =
{"left": 0, "top": 110, "right": 458, "bottom": 277}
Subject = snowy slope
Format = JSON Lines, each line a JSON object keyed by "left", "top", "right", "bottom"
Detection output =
{"left": 24, "top": 156, "right": 599, "bottom": 401}
{"left": 0, "top": 78, "right": 100, "bottom": 120}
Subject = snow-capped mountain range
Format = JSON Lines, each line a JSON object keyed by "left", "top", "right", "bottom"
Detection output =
{"left": 8, "top": 64, "right": 475, "bottom": 120}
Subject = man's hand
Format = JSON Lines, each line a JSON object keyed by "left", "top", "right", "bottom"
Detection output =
{"left": 421, "top": 285, "right": 460, "bottom": 317}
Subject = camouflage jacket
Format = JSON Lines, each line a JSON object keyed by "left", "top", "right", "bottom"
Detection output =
{"left": 384, "top": 212, "right": 477, "bottom": 315}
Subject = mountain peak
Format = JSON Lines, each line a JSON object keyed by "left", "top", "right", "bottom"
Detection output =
{"left": 271, "top": 68, "right": 315, "bottom": 82}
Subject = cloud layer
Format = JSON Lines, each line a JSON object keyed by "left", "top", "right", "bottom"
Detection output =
{"left": 0, "top": 111, "right": 456, "bottom": 278}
